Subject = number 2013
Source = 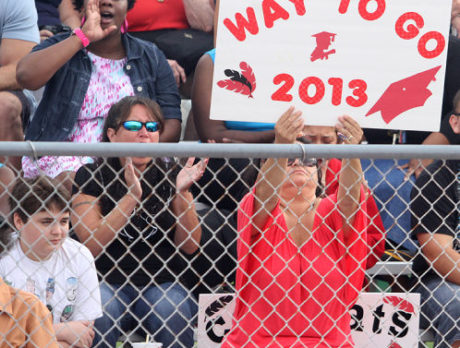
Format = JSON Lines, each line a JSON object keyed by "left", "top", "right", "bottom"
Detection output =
{"left": 271, "top": 74, "right": 368, "bottom": 107}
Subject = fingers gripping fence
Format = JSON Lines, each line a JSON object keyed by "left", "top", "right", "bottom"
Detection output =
{"left": 0, "top": 142, "right": 458, "bottom": 348}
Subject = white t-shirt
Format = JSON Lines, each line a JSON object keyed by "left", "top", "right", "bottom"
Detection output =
{"left": 0, "top": 237, "right": 102, "bottom": 323}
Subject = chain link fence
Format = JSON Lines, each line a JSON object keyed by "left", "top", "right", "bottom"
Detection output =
{"left": 0, "top": 142, "right": 458, "bottom": 348}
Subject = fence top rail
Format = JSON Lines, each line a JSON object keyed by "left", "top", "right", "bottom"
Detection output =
{"left": 0, "top": 142, "right": 459, "bottom": 160}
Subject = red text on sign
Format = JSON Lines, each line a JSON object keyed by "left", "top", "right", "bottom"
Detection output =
{"left": 271, "top": 74, "right": 368, "bottom": 107}
{"left": 395, "top": 12, "right": 445, "bottom": 59}
{"left": 339, "top": 0, "right": 386, "bottom": 21}
{"left": 224, "top": 0, "right": 306, "bottom": 42}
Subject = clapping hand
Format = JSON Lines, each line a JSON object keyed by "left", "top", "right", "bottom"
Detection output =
{"left": 176, "top": 157, "right": 209, "bottom": 193}
{"left": 124, "top": 157, "right": 142, "bottom": 200}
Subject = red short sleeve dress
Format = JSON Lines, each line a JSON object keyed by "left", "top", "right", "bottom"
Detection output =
{"left": 221, "top": 188, "right": 369, "bottom": 348}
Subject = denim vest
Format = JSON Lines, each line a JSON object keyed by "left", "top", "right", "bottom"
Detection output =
{"left": 25, "top": 32, "right": 181, "bottom": 141}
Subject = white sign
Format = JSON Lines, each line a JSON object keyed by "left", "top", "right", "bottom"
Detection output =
{"left": 198, "top": 293, "right": 420, "bottom": 348}
{"left": 211, "top": 0, "right": 452, "bottom": 131}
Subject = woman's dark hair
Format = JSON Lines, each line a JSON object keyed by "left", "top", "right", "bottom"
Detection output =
{"left": 73, "top": 0, "right": 136, "bottom": 11}
{"left": 9, "top": 177, "right": 70, "bottom": 225}
{"left": 102, "top": 96, "right": 165, "bottom": 142}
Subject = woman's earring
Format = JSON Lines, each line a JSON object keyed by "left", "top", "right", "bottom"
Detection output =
{"left": 121, "top": 19, "right": 129, "bottom": 33}
{"left": 81, "top": 16, "right": 86, "bottom": 27}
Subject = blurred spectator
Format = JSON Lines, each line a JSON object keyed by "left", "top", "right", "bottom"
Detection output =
{"left": 452, "top": 0, "right": 460, "bottom": 37}
{"left": 0, "top": 0, "right": 39, "bottom": 171}
{"left": 0, "top": 176, "right": 102, "bottom": 348}
{"left": 35, "top": 0, "right": 81, "bottom": 42}
{"left": 410, "top": 111, "right": 460, "bottom": 348}
{"left": 17, "top": 0, "right": 181, "bottom": 193}
{"left": 222, "top": 109, "right": 369, "bottom": 347}
{"left": 0, "top": 276, "right": 58, "bottom": 347}
{"left": 71, "top": 96, "right": 207, "bottom": 347}
{"left": 127, "top": 0, "right": 214, "bottom": 97}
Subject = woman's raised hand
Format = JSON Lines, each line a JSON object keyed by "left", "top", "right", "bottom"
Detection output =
{"left": 176, "top": 157, "right": 209, "bottom": 193}
{"left": 124, "top": 157, "right": 142, "bottom": 200}
{"left": 335, "top": 115, "right": 363, "bottom": 145}
{"left": 82, "top": 0, "right": 118, "bottom": 43}
{"left": 274, "top": 106, "right": 304, "bottom": 144}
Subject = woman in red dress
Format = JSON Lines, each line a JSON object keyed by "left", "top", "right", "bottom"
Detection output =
{"left": 222, "top": 107, "right": 369, "bottom": 348}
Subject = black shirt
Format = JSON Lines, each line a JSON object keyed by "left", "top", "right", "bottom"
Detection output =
{"left": 73, "top": 157, "right": 188, "bottom": 287}
{"left": 410, "top": 160, "right": 459, "bottom": 278}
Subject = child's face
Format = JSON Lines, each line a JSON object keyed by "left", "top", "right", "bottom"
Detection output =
{"left": 15, "top": 207, "right": 69, "bottom": 261}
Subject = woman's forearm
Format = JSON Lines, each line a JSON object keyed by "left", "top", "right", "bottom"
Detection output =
{"left": 172, "top": 191, "right": 201, "bottom": 254}
{"left": 73, "top": 194, "right": 138, "bottom": 256}
{"left": 337, "top": 158, "right": 363, "bottom": 229}
{"left": 16, "top": 35, "right": 84, "bottom": 90}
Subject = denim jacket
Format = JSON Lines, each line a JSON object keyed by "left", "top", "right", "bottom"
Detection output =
{"left": 25, "top": 32, "right": 181, "bottom": 141}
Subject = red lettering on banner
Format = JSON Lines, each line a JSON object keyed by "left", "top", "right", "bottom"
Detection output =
{"left": 338, "top": 0, "right": 351, "bottom": 14}
{"left": 223, "top": 8, "right": 259, "bottom": 42}
{"left": 299, "top": 77, "right": 325, "bottom": 104}
{"left": 272, "top": 74, "right": 294, "bottom": 101}
{"left": 262, "top": 0, "right": 290, "bottom": 28}
{"left": 328, "top": 78, "right": 344, "bottom": 106}
{"left": 418, "top": 31, "right": 445, "bottom": 59}
{"left": 347, "top": 79, "right": 368, "bottom": 107}
{"left": 395, "top": 12, "right": 424, "bottom": 40}
{"left": 286, "top": 0, "right": 307, "bottom": 15}
{"left": 358, "top": 0, "right": 386, "bottom": 21}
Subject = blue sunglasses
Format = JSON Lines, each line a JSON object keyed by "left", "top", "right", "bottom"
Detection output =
{"left": 122, "top": 120, "right": 160, "bottom": 132}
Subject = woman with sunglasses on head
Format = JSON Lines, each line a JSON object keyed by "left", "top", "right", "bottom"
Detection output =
{"left": 222, "top": 107, "right": 370, "bottom": 348}
{"left": 71, "top": 96, "right": 207, "bottom": 347}
{"left": 17, "top": 0, "right": 181, "bottom": 193}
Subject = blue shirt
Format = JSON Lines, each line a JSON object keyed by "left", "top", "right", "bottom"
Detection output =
{"left": 26, "top": 33, "right": 181, "bottom": 141}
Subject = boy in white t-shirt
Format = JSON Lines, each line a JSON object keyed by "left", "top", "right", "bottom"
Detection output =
{"left": 0, "top": 176, "right": 102, "bottom": 348}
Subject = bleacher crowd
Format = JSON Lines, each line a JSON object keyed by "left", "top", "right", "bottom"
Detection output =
{"left": 0, "top": 0, "right": 458, "bottom": 347}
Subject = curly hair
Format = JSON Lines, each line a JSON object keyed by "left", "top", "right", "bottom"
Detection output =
{"left": 72, "top": 0, "right": 136, "bottom": 11}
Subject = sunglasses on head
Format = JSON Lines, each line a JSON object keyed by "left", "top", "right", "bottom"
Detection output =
{"left": 286, "top": 157, "right": 317, "bottom": 167}
{"left": 122, "top": 120, "right": 160, "bottom": 132}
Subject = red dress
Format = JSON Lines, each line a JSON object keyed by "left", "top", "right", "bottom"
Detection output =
{"left": 221, "top": 189, "right": 368, "bottom": 348}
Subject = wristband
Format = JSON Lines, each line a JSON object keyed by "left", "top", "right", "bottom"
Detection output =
{"left": 72, "top": 28, "right": 90, "bottom": 48}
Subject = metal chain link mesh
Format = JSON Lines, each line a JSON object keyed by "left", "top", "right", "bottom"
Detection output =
{"left": 0, "top": 150, "right": 458, "bottom": 348}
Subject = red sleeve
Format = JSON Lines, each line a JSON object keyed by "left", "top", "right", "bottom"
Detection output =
{"left": 235, "top": 190, "right": 284, "bottom": 290}
{"left": 316, "top": 188, "right": 368, "bottom": 304}
{"left": 324, "top": 158, "right": 386, "bottom": 269}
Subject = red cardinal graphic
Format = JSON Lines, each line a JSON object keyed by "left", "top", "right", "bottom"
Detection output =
{"left": 366, "top": 66, "right": 441, "bottom": 124}
{"left": 388, "top": 342, "right": 403, "bottom": 348}
{"left": 383, "top": 296, "right": 415, "bottom": 314}
{"left": 311, "top": 31, "right": 337, "bottom": 62}
{"left": 217, "top": 62, "right": 256, "bottom": 98}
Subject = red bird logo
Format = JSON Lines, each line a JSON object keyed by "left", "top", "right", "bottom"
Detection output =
{"left": 311, "top": 31, "right": 337, "bottom": 62}
{"left": 383, "top": 296, "right": 415, "bottom": 314}
{"left": 217, "top": 62, "right": 256, "bottom": 98}
{"left": 366, "top": 66, "right": 441, "bottom": 124}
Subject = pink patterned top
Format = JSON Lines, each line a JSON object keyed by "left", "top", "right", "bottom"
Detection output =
{"left": 23, "top": 52, "right": 134, "bottom": 178}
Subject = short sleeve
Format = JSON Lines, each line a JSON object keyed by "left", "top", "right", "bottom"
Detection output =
{"left": 73, "top": 244, "right": 102, "bottom": 321}
{"left": 2, "top": 0, "right": 39, "bottom": 43}
{"left": 73, "top": 164, "right": 103, "bottom": 198}
{"left": 22, "top": 292, "right": 59, "bottom": 348}
{"left": 411, "top": 162, "right": 457, "bottom": 238}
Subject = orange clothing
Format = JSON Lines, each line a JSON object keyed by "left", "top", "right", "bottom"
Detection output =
{"left": 127, "top": 0, "right": 189, "bottom": 32}
{"left": 0, "top": 278, "right": 58, "bottom": 348}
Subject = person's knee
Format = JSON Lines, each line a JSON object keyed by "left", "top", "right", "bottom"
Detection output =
{"left": 0, "top": 93, "right": 23, "bottom": 135}
{"left": 154, "top": 286, "right": 193, "bottom": 319}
